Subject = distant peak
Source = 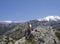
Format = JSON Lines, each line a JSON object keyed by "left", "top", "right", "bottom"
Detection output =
{"left": 4, "top": 21, "right": 12, "bottom": 23}
{"left": 0, "top": 21, "right": 20, "bottom": 23}
{"left": 0, "top": 21, "right": 12, "bottom": 23}
{"left": 37, "top": 16, "right": 60, "bottom": 21}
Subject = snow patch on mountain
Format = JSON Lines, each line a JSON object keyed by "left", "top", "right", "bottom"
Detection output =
{"left": 37, "top": 16, "right": 60, "bottom": 21}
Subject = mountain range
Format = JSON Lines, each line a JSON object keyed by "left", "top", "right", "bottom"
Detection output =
{"left": 0, "top": 16, "right": 60, "bottom": 44}
{"left": 0, "top": 16, "right": 60, "bottom": 34}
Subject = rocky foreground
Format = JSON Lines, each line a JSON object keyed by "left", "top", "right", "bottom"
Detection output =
{"left": 15, "top": 26, "right": 60, "bottom": 44}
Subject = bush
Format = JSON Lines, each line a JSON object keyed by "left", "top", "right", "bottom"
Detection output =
{"left": 25, "top": 40, "right": 35, "bottom": 44}
{"left": 25, "top": 40, "right": 40, "bottom": 44}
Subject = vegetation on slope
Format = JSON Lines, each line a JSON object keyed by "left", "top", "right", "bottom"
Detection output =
{"left": 25, "top": 40, "right": 40, "bottom": 44}
{"left": 55, "top": 32, "right": 60, "bottom": 40}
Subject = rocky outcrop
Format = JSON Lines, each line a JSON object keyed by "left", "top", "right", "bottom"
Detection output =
{"left": 31, "top": 26, "right": 60, "bottom": 44}
{"left": 15, "top": 26, "right": 60, "bottom": 44}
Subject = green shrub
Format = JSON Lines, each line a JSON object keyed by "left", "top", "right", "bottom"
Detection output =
{"left": 25, "top": 40, "right": 35, "bottom": 44}
{"left": 25, "top": 40, "right": 40, "bottom": 44}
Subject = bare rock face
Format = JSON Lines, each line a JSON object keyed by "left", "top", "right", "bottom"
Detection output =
{"left": 31, "top": 26, "right": 60, "bottom": 44}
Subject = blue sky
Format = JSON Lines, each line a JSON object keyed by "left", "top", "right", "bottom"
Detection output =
{"left": 0, "top": 0, "right": 60, "bottom": 21}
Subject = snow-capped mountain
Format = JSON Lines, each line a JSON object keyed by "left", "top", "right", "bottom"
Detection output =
{"left": 37, "top": 16, "right": 60, "bottom": 21}
{"left": 0, "top": 16, "right": 60, "bottom": 34}
{"left": 29, "top": 16, "right": 60, "bottom": 30}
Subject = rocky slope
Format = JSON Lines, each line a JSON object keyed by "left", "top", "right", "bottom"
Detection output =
{"left": 15, "top": 26, "right": 60, "bottom": 44}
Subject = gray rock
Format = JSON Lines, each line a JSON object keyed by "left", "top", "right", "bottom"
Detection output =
{"left": 15, "top": 26, "right": 60, "bottom": 44}
{"left": 15, "top": 37, "right": 26, "bottom": 44}
{"left": 31, "top": 26, "right": 60, "bottom": 44}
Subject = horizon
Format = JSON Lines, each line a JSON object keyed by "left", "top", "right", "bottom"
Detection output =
{"left": 0, "top": 0, "right": 60, "bottom": 22}
{"left": 0, "top": 15, "right": 60, "bottom": 22}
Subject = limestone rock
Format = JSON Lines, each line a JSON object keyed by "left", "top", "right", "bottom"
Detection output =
{"left": 31, "top": 26, "right": 60, "bottom": 44}
{"left": 15, "top": 26, "right": 60, "bottom": 44}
